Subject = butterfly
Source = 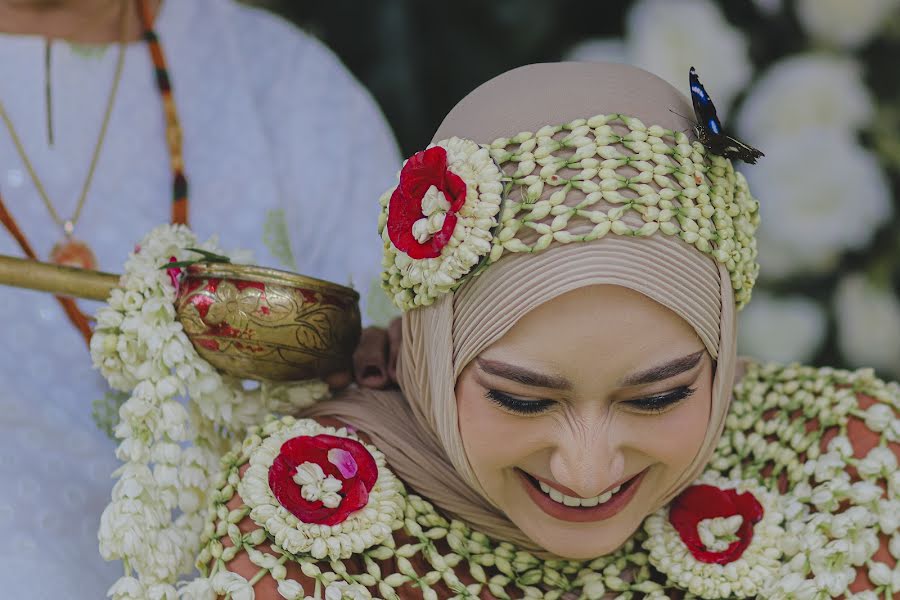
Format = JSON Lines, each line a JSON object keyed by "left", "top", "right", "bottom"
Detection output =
{"left": 689, "top": 66, "right": 764, "bottom": 164}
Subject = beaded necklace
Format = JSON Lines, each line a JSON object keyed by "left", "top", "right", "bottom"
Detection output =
{"left": 0, "top": 0, "right": 188, "bottom": 346}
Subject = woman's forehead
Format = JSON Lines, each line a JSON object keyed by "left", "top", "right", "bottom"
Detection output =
{"left": 481, "top": 285, "right": 704, "bottom": 378}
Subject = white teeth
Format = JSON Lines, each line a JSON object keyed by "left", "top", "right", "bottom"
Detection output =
{"left": 581, "top": 495, "right": 600, "bottom": 507}
{"left": 536, "top": 480, "right": 622, "bottom": 508}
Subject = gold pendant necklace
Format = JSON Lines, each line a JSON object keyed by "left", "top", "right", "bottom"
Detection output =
{"left": 0, "top": 1, "right": 128, "bottom": 271}
{"left": 49, "top": 220, "right": 99, "bottom": 269}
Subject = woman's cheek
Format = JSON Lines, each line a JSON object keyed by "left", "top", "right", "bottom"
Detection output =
{"left": 457, "top": 379, "right": 537, "bottom": 474}
{"left": 624, "top": 392, "right": 711, "bottom": 464}
{"left": 456, "top": 378, "right": 495, "bottom": 467}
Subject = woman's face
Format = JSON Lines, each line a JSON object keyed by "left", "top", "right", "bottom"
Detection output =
{"left": 456, "top": 285, "right": 713, "bottom": 559}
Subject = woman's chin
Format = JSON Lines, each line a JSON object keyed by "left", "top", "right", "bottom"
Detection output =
{"left": 507, "top": 514, "right": 640, "bottom": 560}
{"left": 528, "top": 530, "right": 632, "bottom": 560}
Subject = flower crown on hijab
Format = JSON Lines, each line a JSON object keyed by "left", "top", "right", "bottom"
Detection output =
{"left": 379, "top": 112, "right": 760, "bottom": 312}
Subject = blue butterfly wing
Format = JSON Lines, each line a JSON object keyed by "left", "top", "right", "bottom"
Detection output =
{"left": 689, "top": 67, "right": 723, "bottom": 135}
{"left": 688, "top": 67, "right": 764, "bottom": 164}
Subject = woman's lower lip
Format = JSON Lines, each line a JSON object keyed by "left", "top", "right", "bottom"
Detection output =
{"left": 517, "top": 469, "right": 647, "bottom": 523}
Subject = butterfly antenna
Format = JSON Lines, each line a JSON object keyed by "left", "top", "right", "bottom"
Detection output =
{"left": 668, "top": 107, "right": 693, "bottom": 122}
{"left": 668, "top": 108, "right": 696, "bottom": 134}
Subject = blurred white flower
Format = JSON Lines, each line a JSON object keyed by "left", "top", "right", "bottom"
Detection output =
{"left": 626, "top": 0, "right": 751, "bottom": 115}
{"left": 835, "top": 273, "right": 900, "bottom": 377}
{"left": 796, "top": 0, "right": 900, "bottom": 48}
{"left": 741, "top": 131, "right": 892, "bottom": 278}
{"left": 737, "top": 54, "right": 874, "bottom": 146}
{"left": 739, "top": 292, "right": 826, "bottom": 363}
{"left": 564, "top": 39, "right": 627, "bottom": 64}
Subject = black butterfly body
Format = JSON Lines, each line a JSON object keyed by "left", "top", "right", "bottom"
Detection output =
{"left": 689, "top": 66, "right": 763, "bottom": 164}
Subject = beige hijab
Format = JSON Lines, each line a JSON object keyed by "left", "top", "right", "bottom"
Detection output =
{"left": 305, "top": 62, "right": 738, "bottom": 554}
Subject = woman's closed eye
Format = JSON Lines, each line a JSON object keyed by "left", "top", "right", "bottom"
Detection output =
{"left": 621, "top": 386, "right": 695, "bottom": 414}
{"left": 485, "top": 389, "right": 554, "bottom": 415}
{"left": 485, "top": 386, "right": 696, "bottom": 416}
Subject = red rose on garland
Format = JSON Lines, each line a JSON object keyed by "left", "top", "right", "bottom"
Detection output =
{"left": 268, "top": 434, "right": 378, "bottom": 526}
{"left": 387, "top": 145, "right": 468, "bottom": 259}
{"left": 668, "top": 484, "right": 764, "bottom": 564}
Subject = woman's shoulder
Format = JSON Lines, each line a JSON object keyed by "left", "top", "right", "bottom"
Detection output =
{"left": 193, "top": 415, "right": 524, "bottom": 599}
{"left": 723, "top": 359, "right": 897, "bottom": 503}
{"left": 723, "top": 359, "right": 897, "bottom": 494}
{"left": 188, "top": 404, "right": 898, "bottom": 598}
{"left": 728, "top": 359, "right": 898, "bottom": 443}
{"left": 175, "top": 0, "right": 365, "bottom": 107}
{"left": 698, "top": 360, "right": 899, "bottom": 596}
{"left": 634, "top": 361, "right": 897, "bottom": 597}
{"left": 223, "top": 415, "right": 405, "bottom": 556}
{"left": 191, "top": 415, "right": 405, "bottom": 598}
{"left": 195, "top": 415, "right": 626, "bottom": 599}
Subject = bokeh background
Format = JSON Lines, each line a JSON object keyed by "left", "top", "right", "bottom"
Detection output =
{"left": 250, "top": 0, "right": 900, "bottom": 378}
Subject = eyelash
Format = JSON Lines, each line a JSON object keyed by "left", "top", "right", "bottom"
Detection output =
{"left": 484, "top": 387, "right": 696, "bottom": 416}
{"left": 623, "top": 386, "right": 696, "bottom": 413}
{"left": 485, "top": 390, "right": 555, "bottom": 415}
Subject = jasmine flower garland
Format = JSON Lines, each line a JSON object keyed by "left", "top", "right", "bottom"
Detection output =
{"left": 643, "top": 474, "right": 785, "bottom": 598}
{"left": 90, "top": 224, "right": 330, "bottom": 598}
{"left": 90, "top": 229, "right": 899, "bottom": 600}
{"left": 237, "top": 417, "right": 404, "bottom": 562}
{"left": 379, "top": 115, "right": 760, "bottom": 311}
{"left": 182, "top": 363, "right": 897, "bottom": 600}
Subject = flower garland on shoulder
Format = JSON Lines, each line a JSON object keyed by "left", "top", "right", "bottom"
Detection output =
{"left": 643, "top": 473, "right": 785, "bottom": 598}
{"left": 91, "top": 224, "right": 330, "bottom": 599}
{"left": 180, "top": 417, "right": 406, "bottom": 600}
{"left": 643, "top": 362, "right": 900, "bottom": 599}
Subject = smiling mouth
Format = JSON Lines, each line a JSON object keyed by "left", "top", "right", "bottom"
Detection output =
{"left": 517, "top": 468, "right": 647, "bottom": 522}
{"left": 536, "top": 478, "right": 622, "bottom": 508}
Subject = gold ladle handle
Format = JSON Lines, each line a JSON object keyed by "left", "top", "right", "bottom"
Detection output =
{"left": 0, "top": 254, "right": 119, "bottom": 301}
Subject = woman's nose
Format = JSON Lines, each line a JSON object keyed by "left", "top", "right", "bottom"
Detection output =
{"left": 548, "top": 427, "right": 626, "bottom": 499}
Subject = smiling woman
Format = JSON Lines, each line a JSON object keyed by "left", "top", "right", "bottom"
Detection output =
{"left": 175, "top": 62, "right": 898, "bottom": 599}
{"left": 456, "top": 285, "right": 714, "bottom": 559}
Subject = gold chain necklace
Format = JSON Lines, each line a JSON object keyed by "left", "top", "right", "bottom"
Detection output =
{"left": 0, "top": 1, "right": 128, "bottom": 270}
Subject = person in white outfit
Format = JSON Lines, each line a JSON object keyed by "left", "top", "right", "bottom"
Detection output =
{"left": 0, "top": 0, "right": 400, "bottom": 596}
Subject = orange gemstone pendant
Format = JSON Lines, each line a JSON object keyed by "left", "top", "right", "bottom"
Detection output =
{"left": 50, "top": 236, "right": 98, "bottom": 270}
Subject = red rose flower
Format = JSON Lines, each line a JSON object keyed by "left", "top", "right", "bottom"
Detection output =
{"left": 268, "top": 434, "right": 378, "bottom": 526}
{"left": 387, "top": 146, "right": 468, "bottom": 259}
{"left": 668, "top": 484, "right": 764, "bottom": 564}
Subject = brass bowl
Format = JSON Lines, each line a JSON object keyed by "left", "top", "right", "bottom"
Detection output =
{"left": 174, "top": 263, "right": 361, "bottom": 381}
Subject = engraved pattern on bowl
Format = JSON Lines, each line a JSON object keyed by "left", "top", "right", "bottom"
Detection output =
{"left": 174, "top": 263, "right": 360, "bottom": 381}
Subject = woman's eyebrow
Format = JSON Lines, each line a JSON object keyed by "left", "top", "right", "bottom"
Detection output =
{"left": 619, "top": 350, "right": 705, "bottom": 387}
{"left": 476, "top": 358, "right": 572, "bottom": 390}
